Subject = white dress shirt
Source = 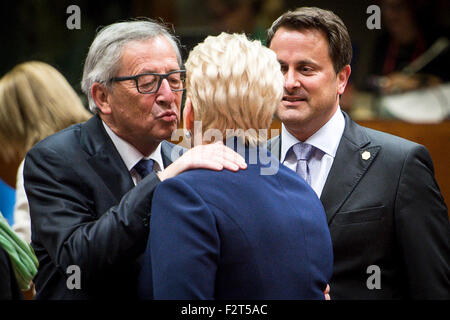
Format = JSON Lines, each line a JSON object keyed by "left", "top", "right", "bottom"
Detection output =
{"left": 12, "top": 159, "right": 31, "bottom": 244}
{"left": 280, "top": 107, "right": 345, "bottom": 198}
{"left": 103, "top": 121, "right": 164, "bottom": 185}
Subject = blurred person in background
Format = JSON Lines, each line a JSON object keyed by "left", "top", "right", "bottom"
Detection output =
{"left": 0, "top": 61, "right": 92, "bottom": 245}
{"left": 0, "top": 211, "right": 38, "bottom": 300}
{"left": 367, "top": 0, "right": 449, "bottom": 94}
{"left": 0, "top": 61, "right": 90, "bottom": 299}
{"left": 0, "top": 240, "right": 23, "bottom": 300}
{"left": 206, "top": 0, "right": 284, "bottom": 43}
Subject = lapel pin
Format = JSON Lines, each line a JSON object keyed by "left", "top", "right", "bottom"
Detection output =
{"left": 361, "top": 151, "right": 371, "bottom": 160}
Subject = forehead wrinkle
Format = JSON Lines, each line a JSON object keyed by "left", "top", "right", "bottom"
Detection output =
{"left": 118, "top": 38, "right": 180, "bottom": 76}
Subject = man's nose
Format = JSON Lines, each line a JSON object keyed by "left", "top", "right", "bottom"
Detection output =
{"left": 285, "top": 69, "right": 300, "bottom": 92}
{"left": 155, "top": 79, "right": 175, "bottom": 104}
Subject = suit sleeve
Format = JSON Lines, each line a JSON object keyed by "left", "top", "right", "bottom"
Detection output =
{"left": 147, "top": 177, "right": 219, "bottom": 299}
{"left": 395, "top": 144, "right": 450, "bottom": 299}
{"left": 23, "top": 146, "right": 160, "bottom": 288}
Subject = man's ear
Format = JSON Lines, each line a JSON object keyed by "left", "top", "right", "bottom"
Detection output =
{"left": 183, "top": 97, "right": 194, "bottom": 133}
{"left": 337, "top": 65, "right": 351, "bottom": 95}
{"left": 91, "top": 82, "right": 112, "bottom": 114}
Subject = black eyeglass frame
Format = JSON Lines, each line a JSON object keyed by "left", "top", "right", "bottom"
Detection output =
{"left": 110, "top": 70, "right": 186, "bottom": 94}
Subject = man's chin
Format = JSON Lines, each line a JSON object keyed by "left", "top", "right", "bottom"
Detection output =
{"left": 154, "top": 124, "right": 179, "bottom": 141}
{"left": 277, "top": 107, "right": 309, "bottom": 123}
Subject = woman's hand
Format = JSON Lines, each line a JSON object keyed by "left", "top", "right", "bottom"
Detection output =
{"left": 157, "top": 142, "right": 247, "bottom": 181}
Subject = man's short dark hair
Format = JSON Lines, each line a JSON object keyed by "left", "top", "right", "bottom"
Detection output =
{"left": 267, "top": 7, "right": 352, "bottom": 73}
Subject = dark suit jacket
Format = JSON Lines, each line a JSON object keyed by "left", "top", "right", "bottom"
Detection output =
{"left": 24, "top": 115, "right": 184, "bottom": 299}
{"left": 139, "top": 139, "right": 333, "bottom": 300}
{"left": 0, "top": 246, "right": 23, "bottom": 300}
{"left": 269, "top": 112, "right": 450, "bottom": 299}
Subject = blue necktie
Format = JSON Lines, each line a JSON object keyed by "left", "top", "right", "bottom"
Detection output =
{"left": 292, "top": 142, "right": 316, "bottom": 185}
{"left": 133, "top": 159, "right": 155, "bottom": 179}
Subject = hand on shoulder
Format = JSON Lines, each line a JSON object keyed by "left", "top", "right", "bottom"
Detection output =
{"left": 157, "top": 142, "right": 247, "bottom": 181}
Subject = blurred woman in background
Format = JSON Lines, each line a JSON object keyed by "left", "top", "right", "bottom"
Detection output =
{"left": 0, "top": 61, "right": 92, "bottom": 244}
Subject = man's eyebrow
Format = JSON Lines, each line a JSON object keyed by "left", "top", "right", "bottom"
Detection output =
{"left": 278, "top": 59, "right": 321, "bottom": 68}
{"left": 278, "top": 59, "right": 318, "bottom": 66}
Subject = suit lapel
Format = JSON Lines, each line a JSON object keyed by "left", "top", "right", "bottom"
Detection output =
{"left": 270, "top": 113, "right": 381, "bottom": 223}
{"left": 81, "top": 115, "right": 134, "bottom": 202}
{"left": 320, "top": 112, "right": 380, "bottom": 223}
{"left": 160, "top": 140, "right": 186, "bottom": 168}
{"left": 267, "top": 135, "right": 281, "bottom": 159}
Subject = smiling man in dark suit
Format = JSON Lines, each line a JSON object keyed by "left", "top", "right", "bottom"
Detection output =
{"left": 23, "top": 19, "right": 246, "bottom": 300}
{"left": 267, "top": 7, "right": 449, "bottom": 299}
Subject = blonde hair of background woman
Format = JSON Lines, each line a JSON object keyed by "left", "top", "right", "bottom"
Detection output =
{"left": 0, "top": 61, "right": 92, "bottom": 162}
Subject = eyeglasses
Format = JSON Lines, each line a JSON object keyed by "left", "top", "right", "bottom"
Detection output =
{"left": 110, "top": 70, "right": 186, "bottom": 94}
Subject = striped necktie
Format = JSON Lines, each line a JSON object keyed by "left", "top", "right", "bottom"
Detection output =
{"left": 292, "top": 142, "right": 316, "bottom": 185}
{"left": 133, "top": 159, "right": 155, "bottom": 179}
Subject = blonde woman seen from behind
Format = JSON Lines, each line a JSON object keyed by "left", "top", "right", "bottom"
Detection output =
{"left": 139, "top": 33, "right": 333, "bottom": 300}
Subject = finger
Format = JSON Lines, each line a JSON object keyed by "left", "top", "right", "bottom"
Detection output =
{"left": 183, "top": 149, "right": 226, "bottom": 171}
{"left": 324, "top": 284, "right": 331, "bottom": 300}
{"left": 216, "top": 158, "right": 240, "bottom": 172}
{"left": 211, "top": 147, "right": 246, "bottom": 171}
{"left": 185, "top": 143, "right": 246, "bottom": 170}
{"left": 216, "top": 145, "right": 247, "bottom": 168}
{"left": 221, "top": 151, "right": 246, "bottom": 169}
{"left": 193, "top": 159, "right": 224, "bottom": 171}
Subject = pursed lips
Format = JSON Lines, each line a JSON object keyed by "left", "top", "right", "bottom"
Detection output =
{"left": 156, "top": 110, "right": 178, "bottom": 122}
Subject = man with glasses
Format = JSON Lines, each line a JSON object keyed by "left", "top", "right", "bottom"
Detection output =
{"left": 23, "top": 19, "right": 246, "bottom": 299}
{"left": 111, "top": 70, "right": 186, "bottom": 96}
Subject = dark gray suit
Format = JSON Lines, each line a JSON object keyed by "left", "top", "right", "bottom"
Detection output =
{"left": 24, "top": 114, "right": 184, "bottom": 299}
{"left": 269, "top": 111, "right": 450, "bottom": 299}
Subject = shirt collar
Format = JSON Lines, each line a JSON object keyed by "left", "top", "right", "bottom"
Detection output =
{"left": 102, "top": 121, "right": 164, "bottom": 172}
{"left": 280, "top": 106, "right": 345, "bottom": 162}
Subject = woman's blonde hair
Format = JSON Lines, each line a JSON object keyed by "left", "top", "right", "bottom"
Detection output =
{"left": 185, "top": 32, "right": 283, "bottom": 146}
{"left": 0, "top": 61, "right": 92, "bottom": 162}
